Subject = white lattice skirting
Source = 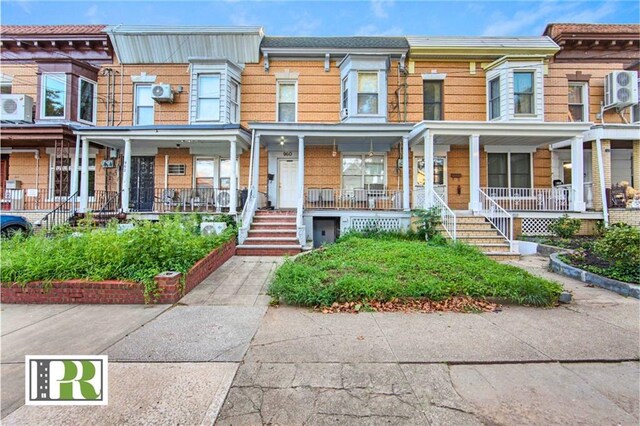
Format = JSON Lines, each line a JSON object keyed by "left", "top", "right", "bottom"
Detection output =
{"left": 349, "top": 217, "right": 403, "bottom": 232}
{"left": 521, "top": 218, "right": 556, "bottom": 236}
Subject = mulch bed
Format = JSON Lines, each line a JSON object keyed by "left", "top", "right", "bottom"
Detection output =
{"left": 313, "top": 296, "right": 499, "bottom": 314}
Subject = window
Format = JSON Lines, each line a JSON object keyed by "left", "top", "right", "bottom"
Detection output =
{"left": 78, "top": 78, "right": 96, "bottom": 124}
{"left": 342, "top": 76, "right": 349, "bottom": 110}
{"left": 134, "top": 84, "right": 154, "bottom": 125}
{"left": 49, "top": 156, "right": 94, "bottom": 198}
{"left": 167, "top": 164, "right": 186, "bottom": 176}
{"left": 195, "top": 158, "right": 215, "bottom": 188}
{"left": 488, "top": 152, "right": 531, "bottom": 189}
{"left": 568, "top": 83, "right": 588, "bottom": 122}
{"left": 197, "top": 75, "right": 221, "bottom": 121}
{"left": 341, "top": 154, "right": 385, "bottom": 190}
{"left": 0, "top": 76, "right": 11, "bottom": 94}
{"left": 631, "top": 82, "right": 639, "bottom": 123}
{"left": 229, "top": 80, "right": 240, "bottom": 123}
{"left": 42, "top": 73, "right": 66, "bottom": 118}
{"left": 514, "top": 72, "right": 534, "bottom": 115}
{"left": 423, "top": 81, "right": 443, "bottom": 120}
{"left": 357, "top": 72, "right": 379, "bottom": 114}
{"left": 489, "top": 77, "right": 500, "bottom": 120}
{"left": 277, "top": 81, "right": 296, "bottom": 122}
{"left": 219, "top": 158, "right": 239, "bottom": 189}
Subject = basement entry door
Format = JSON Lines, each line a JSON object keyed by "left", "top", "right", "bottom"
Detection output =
{"left": 130, "top": 156, "right": 155, "bottom": 211}
{"left": 278, "top": 159, "right": 298, "bottom": 208}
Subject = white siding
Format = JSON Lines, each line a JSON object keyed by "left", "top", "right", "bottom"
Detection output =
{"left": 189, "top": 60, "right": 243, "bottom": 124}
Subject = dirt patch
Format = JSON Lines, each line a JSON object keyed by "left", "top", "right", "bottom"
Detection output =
{"left": 313, "top": 296, "right": 499, "bottom": 314}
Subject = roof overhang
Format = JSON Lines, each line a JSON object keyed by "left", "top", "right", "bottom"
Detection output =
{"left": 1, "top": 123, "right": 77, "bottom": 145}
{"left": 579, "top": 124, "right": 640, "bottom": 143}
{"left": 407, "top": 36, "right": 559, "bottom": 60}
{"left": 261, "top": 47, "right": 408, "bottom": 60}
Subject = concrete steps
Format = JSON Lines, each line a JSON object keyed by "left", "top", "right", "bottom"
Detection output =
{"left": 236, "top": 209, "right": 302, "bottom": 256}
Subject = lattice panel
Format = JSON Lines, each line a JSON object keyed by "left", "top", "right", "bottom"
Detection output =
{"left": 350, "top": 217, "right": 402, "bottom": 232}
{"left": 522, "top": 218, "right": 555, "bottom": 236}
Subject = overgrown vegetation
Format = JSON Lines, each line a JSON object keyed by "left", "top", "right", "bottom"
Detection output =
{"left": 1, "top": 214, "right": 236, "bottom": 300}
{"left": 412, "top": 207, "right": 442, "bottom": 241}
{"left": 270, "top": 233, "right": 563, "bottom": 307}
{"left": 548, "top": 214, "right": 581, "bottom": 239}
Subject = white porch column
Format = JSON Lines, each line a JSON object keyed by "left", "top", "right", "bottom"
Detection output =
{"left": 423, "top": 130, "right": 434, "bottom": 208}
{"left": 79, "top": 137, "right": 90, "bottom": 213}
{"left": 121, "top": 138, "right": 132, "bottom": 213}
{"left": 402, "top": 135, "right": 410, "bottom": 210}
{"left": 252, "top": 135, "right": 261, "bottom": 194}
{"left": 70, "top": 134, "right": 81, "bottom": 196}
{"left": 297, "top": 135, "right": 305, "bottom": 213}
{"left": 469, "top": 134, "right": 481, "bottom": 212}
{"left": 571, "top": 135, "right": 586, "bottom": 212}
{"left": 229, "top": 139, "right": 238, "bottom": 212}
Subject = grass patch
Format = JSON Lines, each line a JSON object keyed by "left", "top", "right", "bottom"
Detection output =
{"left": 269, "top": 234, "right": 563, "bottom": 307}
{"left": 1, "top": 214, "right": 236, "bottom": 300}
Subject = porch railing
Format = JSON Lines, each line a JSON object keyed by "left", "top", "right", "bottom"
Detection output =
{"left": 1, "top": 189, "right": 61, "bottom": 211}
{"left": 479, "top": 188, "right": 514, "bottom": 251}
{"left": 36, "top": 191, "right": 79, "bottom": 232}
{"left": 481, "top": 187, "right": 573, "bottom": 212}
{"left": 89, "top": 190, "right": 120, "bottom": 213}
{"left": 128, "top": 188, "right": 242, "bottom": 213}
{"left": 429, "top": 188, "right": 456, "bottom": 240}
{"left": 413, "top": 185, "right": 446, "bottom": 209}
{"left": 304, "top": 188, "right": 404, "bottom": 210}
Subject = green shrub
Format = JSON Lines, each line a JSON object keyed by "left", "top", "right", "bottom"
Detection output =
{"left": 548, "top": 214, "right": 581, "bottom": 238}
{"left": 412, "top": 207, "right": 442, "bottom": 241}
{"left": 594, "top": 224, "right": 640, "bottom": 269}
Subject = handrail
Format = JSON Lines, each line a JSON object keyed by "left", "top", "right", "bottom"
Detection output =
{"left": 97, "top": 191, "right": 121, "bottom": 215}
{"left": 238, "top": 187, "right": 256, "bottom": 244}
{"left": 478, "top": 188, "right": 514, "bottom": 251}
{"left": 429, "top": 187, "right": 456, "bottom": 240}
{"left": 37, "top": 191, "right": 79, "bottom": 232}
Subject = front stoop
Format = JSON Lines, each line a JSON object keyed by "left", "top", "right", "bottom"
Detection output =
{"left": 236, "top": 210, "right": 302, "bottom": 256}
{"left": 445, "top": 215, "right": 520, "bottom": 261}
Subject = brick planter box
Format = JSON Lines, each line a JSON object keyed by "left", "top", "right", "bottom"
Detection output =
{"left": 1, "top": 239, "right": 236, "bottom": 305}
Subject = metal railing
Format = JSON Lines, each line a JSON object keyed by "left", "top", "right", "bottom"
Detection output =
{"left": 128, "top": 188, "right": 242, "bottom": 213}
{"left": 429, "top": 188, "right": 456, "bottom": 240}
{"left": 481, "top": 187, "right": 573, "bottom": 212}
{"left": 37, "top": 191, "right": 79, "bottom": 232}
{"left": 1, "top": 189, "right": 62, "bottom": 211}
{"left": 304, "top": 188, "right": 404, "bottom": 210}
{"left": 479, "top": 188, "right": 514, "bottom": 251}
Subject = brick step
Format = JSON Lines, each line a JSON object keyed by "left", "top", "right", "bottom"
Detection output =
{"left": 484, "top": 252, "right": 521, "bottom": 261}
{"left": 244, "top": 237, "right": 300, "bottom": 245}
{"left": 456, "top": 229, "right": 502, "bottom": 237}
{"left": 248, "top": 230, "right": 297, "bottom": 238}
{"left": 455, "top": 217, "right": 490, "bottom": 224}
{"left": 468, "top": 243, "right": 511, "bottom": 252}
{"left": 236, "top": 245, "right": 302, "bottom": 256}
{"left": 454, "top": 223, "right": 495, "bottom": 231}
{"left": 456, "top": 237, "right": 509, "bottom": 244}
{"left": 252, "top": 216, "right": 297, "bottom": 223}
{"left": 250, "top": 223, "right": 298, "bottom": 230}
{"left": 255, "top": 210, "right": 296, "bottom": 216}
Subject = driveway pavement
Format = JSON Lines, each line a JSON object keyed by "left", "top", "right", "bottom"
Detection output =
{"left": 2, "top": 254, "right": 639, "bottom": 425}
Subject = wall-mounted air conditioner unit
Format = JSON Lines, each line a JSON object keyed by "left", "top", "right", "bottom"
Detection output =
{"left": 604, "top": 71, "right": 638, "bottom": 110}
{"left": 150, "top": 84, "right": 174, "bottom": 103}
{"left": 340, "top": 108, "right": 349, "bottom": 119}
{"left": 0, "top": 95, "right": 33, "bottom": 122}
{"left": 101, "top": 159, "right": 115, "bottom": 168}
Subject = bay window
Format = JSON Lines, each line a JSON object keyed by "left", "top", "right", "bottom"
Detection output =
{"left": 78, "top": 78, "right": 96, "bottom": 124}
{"left": 197, "top": 75, "right": 221, "bottom": 121}
{"left": 488, "top": 152, "right": 531, "bottom": 188}
{"left": 277, "top": 81, "right": 297, "bottom": 122}
{"left": 134, "top": 84, "right": 154, "bottom": 125}
{"left": 568, "top": 82, "right": 588, "bottom": 122}
{"left": 342, "top": 76, "right": 349, "bottom": 111}
{"left": 42, "top": 73, "right": 67, "bottom": 118}
{"left": 342, "top": 154, "right": 385, "bottom": 190}
{"left": 514, "top": 72, "right": 534, "bottom": 115}
{"left": 357, "top": 72, "right": 378, "bottom": 114}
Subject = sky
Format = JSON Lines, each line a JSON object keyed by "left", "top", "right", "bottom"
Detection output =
{"left": 2, "top": 0, "right": 639, "bottom": 37}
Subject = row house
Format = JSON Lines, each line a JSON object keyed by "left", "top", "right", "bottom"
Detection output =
{"left": 1, "top": 24, "right": 638, "bottom": 256}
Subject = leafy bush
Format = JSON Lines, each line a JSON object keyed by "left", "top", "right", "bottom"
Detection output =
{"left": 548, "top": 215, "right": 581, "bottom": 239}
{"left": 270, "top": 234, "right": 562, "bottom": 307}
{"left": 1, "top": 214, "right": 236, "bottom": 301}
{"left": 594, "top": 224, "right": 640, "bottom": 270}
{"left": 412, "top": 207, "right": 442, "bottom": 241}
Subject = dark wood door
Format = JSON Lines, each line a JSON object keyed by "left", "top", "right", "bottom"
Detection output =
{"left": 130, "top": 156, "right": 155, "bottom": 211}
{"left": 0, "top": 156, "right": 8, "bottom": 197}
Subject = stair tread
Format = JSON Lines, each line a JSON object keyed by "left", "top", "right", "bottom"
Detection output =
{"left": 245, "top": 237, "right": 299, "bottom": 241}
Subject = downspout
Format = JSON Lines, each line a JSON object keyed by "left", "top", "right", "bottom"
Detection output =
{"left": 595, "top": 133, "right": 609, "bottom": 227}
{"left": 164, "top": 154, "right": 169, "bottom": 189}
{"left": 116, "top": 62, "right": 124, "bottom": 126}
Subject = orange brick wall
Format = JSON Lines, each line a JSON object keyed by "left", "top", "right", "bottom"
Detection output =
{"left": 2, "top": 64, "right": 38, "bottom": 99}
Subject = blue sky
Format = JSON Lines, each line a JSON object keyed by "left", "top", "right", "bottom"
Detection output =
{"left": 3, "top": 0, "right": 639, "bottom": 36}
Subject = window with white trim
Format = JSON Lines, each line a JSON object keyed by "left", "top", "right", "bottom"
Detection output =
{"left": 195, "top": 158, "right": 215, "bottom": 189}
{"left": 488, "top": 152, "right": 531, "bottom": 188}
{"left": 197, "top": 74, "right": 221, "bottom": 121}
{"left": 357, "top": 72, "right": 378, "bottom": 114}
{"left": 277, "top": 81, "right": 296, "bottom": 122}
{"left": 341, "top": 76, "right": 349, "bottom": 111}
{"left": 78, "top": 78, "right": 96, "bottom": 124}
{"left": 219, "top": 158, "right": 239, "bottom": 189}
{"left": 488, "top": 77, "right": 500, "bottom": 120}
{"left": 41, "top": 73, "right": 67, "bottom": 118}
{"left": 514, "top": 72, "right": 534, "bottom": 115}
{"left": 0, "top": 75, "right": 12, "bottom": 94}
{"left": 342, "top": 154, "right": 385, "bottom": 190}
{"left": 229, "top": 80, "right": 240, "bottom": 123}
{"left": 423, "top": 80, "right": 443, "bottom": 120}
{"left": 134, "top": 84, "right": 154, "bottom": 125}
{"left": 568, "top": 82, "right": 588, "bottom": 122}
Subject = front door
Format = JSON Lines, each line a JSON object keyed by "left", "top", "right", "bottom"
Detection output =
{"left": 130, "top": 156, "right": 155, "bottom": 211}
{"left": 278, "top": 159, "right": 298, "bottom": 208}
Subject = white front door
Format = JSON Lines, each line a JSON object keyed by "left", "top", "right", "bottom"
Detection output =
{"left": 278, "top": 159, "right": 298, "bottom": 208}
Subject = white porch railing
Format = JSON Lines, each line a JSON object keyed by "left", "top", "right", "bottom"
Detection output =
{"left": 429, "top": 188, "right": 456, "bottom": 240}
{"left": 584, "top": 182, "right": 594, "bottom": 210}
{"left": 304, "top": 189, "right": 404, "bottom": 210}
{"left": 479, "top": 188, "right": 514, "bottom": 251}
{"left": 238, "top": 187, "right": 257, "bottom": 244}
{"left": 413, "top": 185, "right": 446, "bottom": 209}
{"left": 481, "top": 187, "right": 573, "bottom": 212}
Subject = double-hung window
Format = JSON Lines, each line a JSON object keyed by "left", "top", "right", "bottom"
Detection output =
{"left": 134, "top": 84, "right": 154, "bottom": 125}
{"left": 195, "top": 158, "right": 215, "bottom": 189}
{"left": 488, "top": 153, "right": 531, "bottom": 189}
{"left": 488, "top": 77, "right": 501, "bottom": 120}
{"left": 78, "top": 78, "right": 96, "bottom": 124}
{"left": 568, "top": 82, "right": 588, "bottom": 122}
{"left": 423, "top": 80, "right": 443, "bottom": 120}
{"left": 341, "top": 76, "right": 349, "bottom": 111}
{"left": 341, "top": 154, "right": 385, "bottom": 190}
{"left": 42, "top": 73, "right": 67, "bottom": 118}
{"left": 277, "top": 81, "right": 296, "bottom": 122}
{"left": 50, "top": 155, "right": 95, "bottom": 198}
{"left": 357, "top": 72, "right": 378, "bottom": 114}
{"left": 229, "top": 80, "right": 240, "bottom": 123}
{"left": 197, "top": 75, "right": 221, "bottom": 121}
{"left": 514, "top": 72, "right": 534, "bottom": 115}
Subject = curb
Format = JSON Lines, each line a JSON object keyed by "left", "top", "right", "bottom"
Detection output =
{"left": 549, "top": 253, "right": 640, "bottom": 299}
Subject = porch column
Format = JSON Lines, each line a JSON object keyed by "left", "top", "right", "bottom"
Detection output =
{"left": 121, "top": 138, "right": 132, "bottom": 213}
{"left": 70, "top": 135, "right": 81, "bottom": 196}
{"left": 469, "top": 134, "right": 481, "bottom": 212}
{"left": 423, "top": 130, "right": 434, "bottom": 208}
{"left": 252, "top": 135, "right": 261, "bottom": 194}
{"left": 571, "top": 135, "right": 586, "bottom": 212}
{"left": 229, "top": 139, "right": 238, "bottom": 212}
{"left": 79, "top": 137, "right": 90, "bottom": 213}
{"left": 402, "top": 135, "right": 410, "bottom": 210}
{"left": 297, "top": 135, "right": 305, "bottom": 213}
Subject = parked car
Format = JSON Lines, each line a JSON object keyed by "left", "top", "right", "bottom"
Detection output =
{"left": 1, "top": 215, "right": 32, "bottom": 237}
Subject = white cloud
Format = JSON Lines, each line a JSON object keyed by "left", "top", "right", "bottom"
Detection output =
{"left": 481, "top": 1, "right": 619, "bottom": 36}
{"left": 285, "top": 11, "right": 322, "bottom": 36}
{"left": 84, "top": 5, "right": 101, "bottom": 24}
{"left": 229, "top": 10, "right": 259, "bottom": 26}
{"left": 355, "top": 24, "right": 403, "bottom": 36}
{"left": 371, "top": 0, "right": 394, "bottom": 19}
